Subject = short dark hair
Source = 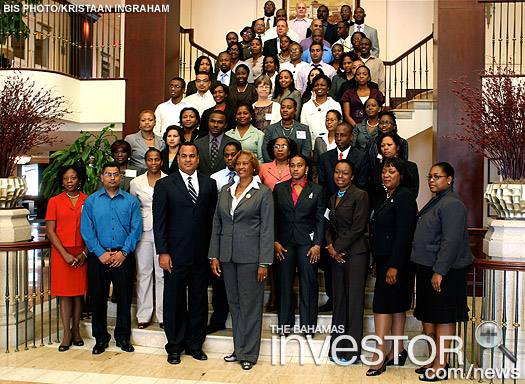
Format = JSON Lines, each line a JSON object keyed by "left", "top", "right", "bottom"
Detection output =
{"left": 312, "top": 73, "right": 332, "bottom": 89}
{"left": 240, "top": 26, "right": 253, "bottom": 36}
{"left": 236, "top": 102, "right": 255, "bottom": 121}
{"left": 179, "top": 107, "right": 201, "bottom": 127}
{"left": 235, "top": 63, "right": 250, "bottom": 75}
{"left": 341, "top": 51, "right": 359, "bottom": 62}
{"left": 193, "top": 56, "right": 213, "bottom": 76}
{"left": 196, "top": 71, "right": 210, "bottom": 80}
{"left": 327, "top": 109, "right": 342, "bottom": 121}
{"left": 266, "top": 136, "right": 298, "bottom": 161}
{"left": 263, "top": 55, "right": 280, "bottom": 74}
{"left": 210, "top": 82, "right": 229, "bottom": 95}
{"left": 163, "top": 125, "right": 185, "bottom": 143}
{"left": 281, "top": 97, "right": 297, "bottom": 109}
{"left": 433, "top": 162, "right": 455, "bottom": 180}
{"left": 177, "top": 142, "right": 199, "bottom": 157}
{"left": 224, "top": 141, "right": 242, "bottom": 153}
{"left": 110, "top": 139, "right": 131, "bottom": 155}
{"left": 351, "top": 31, "right": 367, "bottom": 41}
{"left": 273, "top": 70, "right": 297, "bottom": 99}
{"left": 310, "top": 42, "right": 324, "bottom": 51}
{"left": 227, "top": 42, "right": 244, "bottom": 60}
{"left": 101, "top": 162, "right": 121, "bottom": 174}
{"left": 383, "top": 157, "right": 413, "bottom": 188}
{"left": 209, "top": 110, "right": 227, "bottom": 122}
{"left": 377, "top": 132, "right": 404, "bottom": 159}
{"left": 378, "top": 111, "right": 398, "bottom": 133}
{"left": 290, "top": 153, "right": 310, "bottom": 167}
{"left": 57, "top": 163, "right": 86, "bottom": 190}
{"left": 144, "top": 148, "right": 162, "bottom": 161}
{"left": 170, "top": 76, "right": 186, "bottom": 88}
{"left": 336, "top": 159, "right": 355, "bottom": 174}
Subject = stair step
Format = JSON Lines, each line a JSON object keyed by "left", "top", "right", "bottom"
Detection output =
{"left": 79, "top": 318, "right": 427, "bottom": 357}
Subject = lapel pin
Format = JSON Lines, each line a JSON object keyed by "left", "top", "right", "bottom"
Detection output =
{"left": 308, "top": 192, "right": 313, "bottom": 199}
{"left": 246, "top": 193, "right": 251, "bottom": 199}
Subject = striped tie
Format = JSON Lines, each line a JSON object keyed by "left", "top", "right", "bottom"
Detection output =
{"left": 187, "top": 177, "right": 197, "bottom": 204}
{"left": 227, "top": 171, "right": 236, "bottom": 184}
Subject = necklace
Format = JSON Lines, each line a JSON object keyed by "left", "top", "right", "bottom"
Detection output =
{"left": 141, "top": 132, "right": 154, "bottom": 141}
{"left": 313, "top": 98, "right": 326, "bottom": 112}
{"left": 337, "top": 189, "right": 347, "bottom": 198}
{"left": 367, "top": 120, "right": 379, "bottom": 128}
{"left": 281, "top": 123, "right": 293, "bottom": 138}
{"left": 66, "top": 192, "right": 80, "bottom": 198}
{"left": 237, "top": 83, "right": 248, "bottom": 93}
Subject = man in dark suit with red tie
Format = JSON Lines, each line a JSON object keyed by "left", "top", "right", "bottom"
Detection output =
{"left": 153, "top": 142, "right": 218, "bottom": 365}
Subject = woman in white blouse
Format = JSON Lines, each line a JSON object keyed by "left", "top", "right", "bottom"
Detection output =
{"left": 300, "top": 74, "right": 342, "bottom": 148}
{"left": 129, "top": 148, "right": 167, "bottom": 329}
{"left": 312, "top": 109, "right": 342, "bottom": 183}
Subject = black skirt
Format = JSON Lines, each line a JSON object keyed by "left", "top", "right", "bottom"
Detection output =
{"left": 372, "top": 258, "right": 416, "bottom": 314}
{"left": 413, "top": 265, "right": 470, "bottom": 324}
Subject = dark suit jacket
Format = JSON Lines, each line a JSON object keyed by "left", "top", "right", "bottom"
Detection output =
{"left": 160, "top": 148, "right": 179, "bottom": 175}
{"left": 410, "top": 187, "right": 474, "bottom": 276}
{"left": 306, "top": 23, "right": 338, "bottom": 45}
{"left": 318, "top": 147, "right": 369, "bottom": 195}
{"left": 262, "top": 120, "right": 312, "bottom": 163}
{"left": 152, "top": 171, "right": 218, "bottom": 266}
{"left": 209, "top": 181, "right": 274, "bottom": 264}
{"left": 211, "top": 71, "right": 237, "bottom": 88}
{"left": 369, "top": 186, "right": 417, "bottom": 269}
{"left": 325, "top": 184, "right": 369, "bottom": 255}
{"left": 263, "top": 38, "right": 279, "bottom": 56}
{"left": 273, "top": 180, "right": 326, "bottom": 246}
{"left": 200, "top": 106, "right": 236, "bottom": 133}
{"left": 194, "top": 134, "right": 241, "bottom": 176}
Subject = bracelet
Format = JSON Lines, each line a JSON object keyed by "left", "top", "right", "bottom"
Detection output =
{"left": 81, "top": 251, "right": 87, "bottom": 257}
{"left": 258, "top": 264, "right": 269, "bottom": 268}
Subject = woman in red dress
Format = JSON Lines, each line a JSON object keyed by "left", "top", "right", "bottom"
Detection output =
{"left": 45, "top": 164, "right": 89, "bottom": 351}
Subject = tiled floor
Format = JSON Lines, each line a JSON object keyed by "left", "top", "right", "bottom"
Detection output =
{"left": 0, "top": 340, "right": 523, "bottom": 384}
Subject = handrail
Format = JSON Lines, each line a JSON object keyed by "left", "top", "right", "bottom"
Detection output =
{"left": 383, "top": 33, "right": 433, "bottom": 66}
{"left": 180, "top": 27, "right": 218, "bottom": 60}
{"left": 0, "top": 239, "right": 50, "bottom": 252}
{"left": 472, "top": 257, "right": 525, "bottom": 272}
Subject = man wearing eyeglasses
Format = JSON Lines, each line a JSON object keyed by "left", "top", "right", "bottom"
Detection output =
{"left": 185, "top": 72, "right": 215, "bottom": 116}
{"left": 80, "top": 162, "right": 143, "bottom": 355}
{"left": 154, "top": 77, "right": 197, "bottom": 136}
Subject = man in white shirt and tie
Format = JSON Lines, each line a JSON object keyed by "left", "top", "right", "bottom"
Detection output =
{"left": 296, "top": 42, "right": 336, "bottom": 93}
{"left": 262, "top": 1, "right": 276, "bottom": 31}
{"left": 211, "top": 142, "right": 241, "bottom": 193}
{"left": 349, "top": 6, "right": 380, "bottom": 57}
{"left": 213, "top": 52, "right": 236, "bottom": 88}
{"left": 184, "top": 72, "right": 215, "bottom": 116}
{"left": 334, "top": 21, "right": 352, "bottom": 52}
{"left": 289, "top": 2, "right": 312, "bottom": 42}
{"left": 154, "top": 77, "right": 196, "bottom": 136}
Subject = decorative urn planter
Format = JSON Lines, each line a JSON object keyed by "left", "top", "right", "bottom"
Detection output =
{"left": 485, "top": 181, "right": 525, "bottom": 219}
{"left": 0, "top": 176, "right": 28, "bottom": 209}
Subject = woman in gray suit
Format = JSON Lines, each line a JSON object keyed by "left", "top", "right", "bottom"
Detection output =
{"left": 325, "top": 159, "right": 369, "bottom": 363}
{"left": 411, "top": 162, "right": 474, "bottom": 381}
{"left": 209, "top": 150, "right": 274, "bottom": 370}
{"left": 125, "top": 110, "right": 166, "bottom": 170}
{"left": 129, "top": 148, "right": 167, "bottom": 329}
{"left": 273, "top": 154, "right": 326, "bottom": 336}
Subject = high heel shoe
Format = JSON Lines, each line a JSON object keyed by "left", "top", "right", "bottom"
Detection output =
{"left": 58, "top": 340, "right": 72, "bottom": 352}
{"left": 72, "top": 339, "right": 84, "bottom": 346}
{"left": 387, "top": 349, "right": 408, "bottom": 366}
{"left": 366, "top": 359, "right": 387, "bottom": 376}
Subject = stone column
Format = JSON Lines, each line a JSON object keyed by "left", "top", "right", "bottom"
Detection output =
{"left": 482, "top": 219, "right": 525, "bottom": 378}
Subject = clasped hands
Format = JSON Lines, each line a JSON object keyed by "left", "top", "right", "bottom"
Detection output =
{"left": 326, "top": 243, "right": 345, "bottom": 263}
{"left": 64, "top": 251, "right": 86, "bottom": 268}
{"left": 99, "top": 251, "right": 126, "bottom": 267}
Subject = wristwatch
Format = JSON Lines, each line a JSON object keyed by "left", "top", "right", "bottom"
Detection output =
{"left": 121, "top": 250, "right": 128, "bottom": 258}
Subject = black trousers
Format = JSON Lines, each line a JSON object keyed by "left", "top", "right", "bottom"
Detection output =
{"left": 87, "top": 252, "right": 135, "bottom": 343}
{"left": 163, "top": 262, "right": 208, "bottom": 354}
{"left": 319, "top": 247, "right": 333, "bottom": 302}
{"left": 277, "top": 244, "right": 318, "bottom": 329}
{"left": 330, "top": 252, "right": 369, "bottom": 360}
{"left": 208, "top": 267, "right": 229, "bottom": 329}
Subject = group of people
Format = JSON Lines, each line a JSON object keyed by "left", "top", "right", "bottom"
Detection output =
{"left": 44, "top": 2, "right": 474, "bottom": 382}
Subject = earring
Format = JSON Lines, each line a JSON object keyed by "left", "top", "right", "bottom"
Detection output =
{"left": 448, "top": 182, "right": 451, "bottom": 185}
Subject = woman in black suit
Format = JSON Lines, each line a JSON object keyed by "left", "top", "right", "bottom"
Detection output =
{"left": 273, "top": 154, "right": 326, "bottom": 335}
{"left": 368, "top": 132, "right": 419, "bottom": 211}
{"left": 180, "top": 107, "right": 203, "bottom": 143}
{"left": 366, "top": 157, "right": 418, "bottom": 376}
{"left": 201, "top": 83, "right": 237, "bottom": 133}
{"left": 160, "top": 125, "right": 184, "bottom": 175}
{"left": 325, "top": 159, "right": 369, "bottom": 363}
{"left": 411, "top": 162, "right": 474, "bottom": 381}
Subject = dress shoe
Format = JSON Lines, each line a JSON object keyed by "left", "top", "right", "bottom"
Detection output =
{"left": 92, "top": 340, "right": 109, "bottom": 354}
{"left": 223, "top": 353, "right": 237, "bottom": 362}
{"left": 387, "top": 349, "right": 408, "bottom": 366}
{"left": 167, "top": 352, "right": 181, "bottom": 365}
{"left": 58, "top": 340, "right": 72, "bottom": 352}
{"left": 241, "top": 360, "right": 253, "bottom": 370}
{"left": 206, "top": 325, "right": 225, "bottom": 334}
{"left": 72, "top": 339, "right": 84, "bottom": 347}
{"left": 116, "top": 340, "right": 135, "bottom": 352}
{"left": 318, "top": 300, "right": 333, "bottom": 312}
{"left": 137, "top": 322, "right": 149, "bottom": 329}
{"left": 186, "top": 348, "right": 207, "bottom": 360}
{"left": 366, "top": 359, "right": 388, "bottom": 376}
{"left": 415, "top": 366, "right": 432, "bottom": 374}
{"left": 159, "top": 323, "right": 164, "bottom": 329}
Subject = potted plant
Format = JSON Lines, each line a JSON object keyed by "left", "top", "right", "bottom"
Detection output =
{"left": 0, "top": 71, "right": 68, "bottom": 209}
{"left": 40, "top": 125, "right": 117, "bottom": 199}
{"left": 451, "top": 66, "right": 525, "bottom": 218}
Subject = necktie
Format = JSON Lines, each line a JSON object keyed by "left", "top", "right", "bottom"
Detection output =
{"left": 227, "top": 171, "right": 236, "bottom": 184}
{"left": 187, "top": 177, "right": 197, "bottom": 204}
{"left": 357, "top": 25, "right": 362, "bottom": 32}
{"left": 220, "top": 73, "right": 227, "bottom": 84}
{"left": 339, "top": 152, "right": 343, "bottom": 160}
{"left": 210, "top": 137, "right": 219, "bottom": 168}
{"left": 266, "top": 17, "right": 271, "bottom": 30}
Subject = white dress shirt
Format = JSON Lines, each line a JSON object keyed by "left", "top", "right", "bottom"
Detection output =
{"left": 263, "top": 27, "right": 300, "bottom": 44}
{"left": 296, "top": 62, "right": 337, "bottom": 94}
{"left": 184, "top": 91, "right": 215, "bottom": 116}
{"left": 335, "top": 36, "right": 352, "bottom": 52}
{"left": 322, "top": 134, "right": 337, "bottom": 152}
{"left": 228, "top": 177, "right": 260, "bottom": 218}
{"left": 289, "top": 17, "right": 312, "bottom": 42}
{"left": 337, "top": 146, "right": 351, "bottom": 161}
{"left": 154, "top": 99, "right": 196, "bottom": 136}
{"left": 211, "top": 168, "right": 239, "bottom": 193}
{"left": 179, "top": 169, "right": 199, "bottom": 196}
{"left": 280, "top": 61, "right": 309, "bottom": 81}
{"left": 300, "top": 97, "right": 342, "bottom": 147}
{"left": 218, "top": 70, "right": 233, "bottom": 86}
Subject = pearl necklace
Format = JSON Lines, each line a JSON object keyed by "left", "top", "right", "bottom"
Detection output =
{"left": 367, "top": 120, "right": 379, "bottom": 128}
{"left": 66, "top": 192, "right": 80, "bottom": 198}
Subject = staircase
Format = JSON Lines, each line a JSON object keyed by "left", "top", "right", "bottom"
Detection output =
{"left": 79, "top": 272, "right": 428, "bottom": 358}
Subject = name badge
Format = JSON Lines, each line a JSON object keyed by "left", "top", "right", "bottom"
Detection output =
{"left": 296, "top": 131, "right": 307, "bottom": 140}
{"left": 324, "top": 208, "right": 331, "bottom": 221}
{"left": 265, "top": 113, "right": 273, "bottom": 121}
{"left": 144, "top": 185, "right": 154, "bottom": 196}
{"left": 125, "top": 169, "right": 137, "bottom": 178}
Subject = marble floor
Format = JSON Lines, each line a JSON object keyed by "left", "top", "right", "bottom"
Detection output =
{"left": 0, "top": 339, "right": 522, "bottom": 384}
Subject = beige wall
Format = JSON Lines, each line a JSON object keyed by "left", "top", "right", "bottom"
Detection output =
{"left": 407, "top": 127, "right": 433, "bottom": 209}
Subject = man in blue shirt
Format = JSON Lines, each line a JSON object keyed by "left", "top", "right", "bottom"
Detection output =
{"left": 301, "top": 29, "right": 334, "bottom": 64}
{"left": 81, "top": 162, "right": 142, "bottom": 355}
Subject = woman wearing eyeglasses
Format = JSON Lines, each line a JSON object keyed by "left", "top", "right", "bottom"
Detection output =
{"left": 410, "top": 162, "right": 473, "bottom": 381}
{"left": 253, "top": 75, "right": 281, "bottom": 133}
